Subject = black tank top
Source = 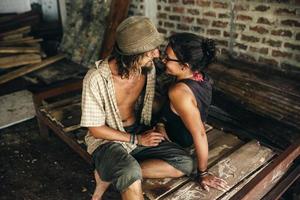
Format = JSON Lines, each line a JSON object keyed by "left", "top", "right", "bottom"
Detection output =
{"left": 161, "top": 73, "right": 213, "bottom": 147}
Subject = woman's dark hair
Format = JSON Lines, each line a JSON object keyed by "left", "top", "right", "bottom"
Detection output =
{"left": 168, "top": 32, "right": 216, "bottom": 72}
{"left": 109, "top": 44, "right": 146, "bottom": 78}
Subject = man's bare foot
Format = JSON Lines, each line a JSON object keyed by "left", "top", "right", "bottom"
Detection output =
{"left": 92, "top": 170, "right": 110, "bottom": 200}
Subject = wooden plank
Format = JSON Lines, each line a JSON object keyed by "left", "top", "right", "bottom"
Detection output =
{"left": 0, "top": 54, "right": 41, "bottom": 69}
{"left": 0, "top": 37, "right": 42, "bottom": 46}
{"left": 143, "top": 130, "right": 244, "bottom": 200}
{"left": 0, "top": 26, "right": 31, "bottom": 37}
{"left": 0, "top": 46, "right": 40, "bottom": 53}
{"left": 0, "top": 54, "right": 65, "bottom": 84}
{"left": 1, "top": 33, "right": 23, "bottom": 41}
{"left": 0, "top": 90, "right": 35, "bottom": 129}
{"left": 229, "top": 140, "right": 300, "bottom": 200}
{"left": 163, "top": 141, "right": 274, "bottom": 200}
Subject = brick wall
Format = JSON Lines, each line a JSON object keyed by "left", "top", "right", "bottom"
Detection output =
{"left": 128, "top": 0, "right": 145, "bottom": 16}
{"left": 154, "top": 0, "right": 300, "bottom": 71}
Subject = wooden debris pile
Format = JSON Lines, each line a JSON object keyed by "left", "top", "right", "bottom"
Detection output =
{"left": 0, "top": 11, "right": 65, "bottom": 85}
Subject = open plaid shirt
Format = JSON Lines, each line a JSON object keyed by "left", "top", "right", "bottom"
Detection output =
{"left": 80, "top": 59, "right": 155, "bottom": 154}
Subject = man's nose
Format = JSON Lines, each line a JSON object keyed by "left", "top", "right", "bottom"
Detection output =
{"left": 153, "top": 48, "right": 160, "bottom": 58}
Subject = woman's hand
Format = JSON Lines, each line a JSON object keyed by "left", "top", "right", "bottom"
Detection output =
{"left": 198, "top": 173, "right": 229, "bottom": 192}
{"left": 138, "top": 129, "right": 165, "bottom": 146}
{"left": 155, "top": 123, "right": 171, "bottom": 141}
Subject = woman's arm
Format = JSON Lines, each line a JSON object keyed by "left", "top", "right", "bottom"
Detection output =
{"left": 169, "top": 83, "right": 228, "bottom": 191}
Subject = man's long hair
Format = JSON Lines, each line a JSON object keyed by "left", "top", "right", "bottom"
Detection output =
{"left": 109, "top": 44, "right": 146, "bottom": 79}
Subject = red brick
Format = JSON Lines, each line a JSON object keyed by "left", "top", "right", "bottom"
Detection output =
{"left": 281, "top": 20, "right": 300, "bottom": 27}
{"left": 234, "top": 4, "right": 249, "bottom": 11}
{"left": 212, "top": 20, "right": 228, "bottom": 28}
{"left": 284, "top": 43, "right": 300, "bottom": 51}
{"left": 169, "top": 15, "right": 180, "bottom": 21}
{"left": 218, "top": 13, "right": 230, "bottom": 18}
{"left": 196, "top": 18, "right": 210, "bottom": 25}
{"left": 236, "top": 24, "right": 246, "bottom": 31}
{"left": 213, "top": 2, "right": 228, "bottom": 9}
{"left": 250, "top": 26, "right": 269, "bottom": 34}
{"left": 182, "top": 0, "right": 195, "bottom": 4}
{"left": 236, "top": 15, "right": 252, "bottom": 21}
{"left": 295, "top": 54, "right": 300, "bottom": 62}
{"left": 191, "top": 26, "right": 205, "bottom": 33}
{"left": 238, "top": 53, "right": 256, "bottom": 63}
{"left": 258, "top": 56, "right": 278, "bottom": 66}
{"left": 254, "top": 5, "right": 270, "bottom": 12}
{"left": 271, "top": 30, "right": 292, "bottom": 37}
{"left": 207, "top": 29, "right": 221, "bottom": 36}
{"left": 158, "top": 13, "right": 167, "bottom": 19}
{"left": 257, "top": 17, "right": 273, "bottom": 25}
{"left": 263, "top": 39, "right": 282, "bottom": 47}
{"left": 241, "top": 35, "right": 260, "bottom": 43}
{"left": 195, "top": 0, "right": 210, "bottom": 7}
{"left": 187, "top": 8, "right": 200, "bottom": 15}
{"left": 203, "top": 11, "right": 216, "bottom": 17}
{"left": 158, "top": 28, "right": 167, "bottom": 34}
{"left": 234, "top": 42, "right": 248, "bottom": 50}
{"left": 164, "top": 22, "right": 175, "bottom": 28}
{"left": 275, "top": 8, "right": 296, "bottom": 16}
{"left": 249, "top": 46, "right": 268, "bottom": 55}
{"left": 215, "top": 39, "right": 228, "bottom": 47}
{"left": 224, "top": 31, "right": 238, "bottom": 38}
{"left": 173, "top": 6, "right": 185, "bottom": 13}
{"left": 182, "top": 16, "right": 195, "bottom": 23}
{"left": 177, "top": 24, "right": 190, "bottom": 31}
{"left": 272, "top": 50, "right": 292, "bottom": 58}
{"left": 296, "top": 33, "right": 300, "bottom": 40}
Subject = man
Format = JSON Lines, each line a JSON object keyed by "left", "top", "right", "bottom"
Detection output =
{"left": 81, "top": 16, "right": 193, "bottom": 200}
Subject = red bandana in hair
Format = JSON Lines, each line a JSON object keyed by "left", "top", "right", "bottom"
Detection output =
{"left": 193, "top": 71, "right": 204, "bottom": 82}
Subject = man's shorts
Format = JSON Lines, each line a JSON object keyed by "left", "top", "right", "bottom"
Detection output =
{"left": 92, "top": 123, "right": 193, "bottom": 192}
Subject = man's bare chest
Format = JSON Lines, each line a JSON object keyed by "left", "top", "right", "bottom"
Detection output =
{"left": 113, "top": 75, "right": 146, "bottom": 105}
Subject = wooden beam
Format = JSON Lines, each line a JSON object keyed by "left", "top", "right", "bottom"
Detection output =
{"left": 0, "top": 54, "right": 65, "bottom": 84}
{"left": 0, "top": 47, "right": 40, "bottom": 54}
{"left": 229, "top": 140, "right": 300, "bottom": 200}
{"left": 99, "top": 0, "right": 130, "bottom": 58}
{"left": 0, "top": 54, "right": 41, "bottom": 69}
{"left": 0, "top": 26, "right": 31, "bottom": 37}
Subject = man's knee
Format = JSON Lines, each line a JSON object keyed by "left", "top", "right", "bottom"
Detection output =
{"left": 115, "top": 161, "right": 142, "bottom": 192}
{"left": 175, "top": 154, "right": 194, "bottom": 176}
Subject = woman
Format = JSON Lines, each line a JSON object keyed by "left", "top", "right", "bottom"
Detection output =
{"left": 156, "top": 32, "right": 228, "bottom": 191}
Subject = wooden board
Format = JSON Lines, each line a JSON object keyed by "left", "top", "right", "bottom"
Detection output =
{"left": 163, "top": 141, "right": 274, "bottom": 200}
{"left": 0, "top": 90, "right": 35, "bottom": 129}
{"left": 143, "top": 129, "right": 244, "bottom": 200}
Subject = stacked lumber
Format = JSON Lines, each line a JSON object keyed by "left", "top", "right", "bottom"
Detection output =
{"left": 207, "top": 63, "right": 300, "bottom": 129}
{"left": 0, "top": 12, "right": 65, "bottom": 85}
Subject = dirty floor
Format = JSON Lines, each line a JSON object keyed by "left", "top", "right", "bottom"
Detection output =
{"left": 0, "top": 119, "right": 94, "bottom": 200}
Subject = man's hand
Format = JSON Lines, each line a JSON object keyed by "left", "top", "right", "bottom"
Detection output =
{"left": 198, "top": 173, "right": 229, "bottom": 192}
{"left": 138, "top": 129, "right": 165, "bottom": 146}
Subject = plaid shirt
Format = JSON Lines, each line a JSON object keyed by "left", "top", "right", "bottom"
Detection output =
{"left": 80, "top": 59, "right": 155, "bottom": 154}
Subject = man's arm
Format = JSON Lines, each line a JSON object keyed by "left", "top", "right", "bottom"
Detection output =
{"left": 88, "top": 125, "right": 130, "bottom": 143}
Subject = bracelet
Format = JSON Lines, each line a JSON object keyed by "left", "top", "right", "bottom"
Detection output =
{"left": 197, "top": 169, "right": 209, "bottom": 177}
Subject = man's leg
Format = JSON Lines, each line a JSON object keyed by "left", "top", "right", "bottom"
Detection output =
{"left": 133, "top": 141, "right": 194, "bottom": 179}
{"left": 121, "top": 180, "right": 144, "bottom": 200}
{"left": 140, "top": 159, "right": 184, "bottom": 178}
{"left": 92, "top": 170, "right": 110, "bottom": 200}
{"left": 92, "top": 142, "right": 143, "bottom": 200}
